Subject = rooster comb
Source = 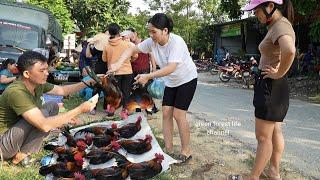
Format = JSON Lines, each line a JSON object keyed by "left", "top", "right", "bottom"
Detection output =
{"left": 145, "top": 134, "right": 153, "bottom": 140}
{"left": 155, "top": 153, "right": 164, "bottom": 160}
{"left": 74, "top": 172, "right": 85, "bottom": 180}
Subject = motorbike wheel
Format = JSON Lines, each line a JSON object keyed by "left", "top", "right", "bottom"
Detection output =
{"left": 219, "top": 71, "right": 231, "bottom": 82}
{"left": 242, "top": 72, "right": 254, "bottom": 88}
{"left": 210, "top": 67, "right": 219, "bottom": 75}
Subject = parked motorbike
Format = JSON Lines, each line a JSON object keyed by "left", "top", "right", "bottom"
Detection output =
{"left": 218, "top": 61, "right": 252, "bottom": 84}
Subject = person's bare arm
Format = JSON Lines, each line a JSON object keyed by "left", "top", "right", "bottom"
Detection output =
{"left": 277, "top": 35, "right": 296, "bottom": 77}
{"left": 262, "top": 35, "right": 296, "bottom": 79}
{"left": 149, "top": 53, "right": 157, "bottom": 72}
{"left": 108, "top": 45, "right": 141, "bottom": 73}
{"left": 0, "top": 75, "right": 16, "bottom": 84}
{"left": 47, "top": 78, "right": 95, "bottom": 96}
{"left": 102, "top": 48, "right": 107, "bottom": 62}
{"left": 135, "top": 63, "right": 177, "bottom": 85}
{"left": 86, "top": 44, "right": 93, "bottom": 58}
{"left": 21, "top": 100, "right": 97, "bottom": 132}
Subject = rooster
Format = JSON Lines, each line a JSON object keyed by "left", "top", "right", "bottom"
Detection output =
{"left": 39, "top": 153, "right": 84, "bottom": 178}
{"left": 75, "top": 166, "right": 128, "bottom": 180}
{"left": 125, "top": 85, "right": 155, "bottom": 114}
{"left": 60, "top": 126, "right": 93, "bottom": 148}
{"left": 74, "top": 126, "right": 117, "bottom": 138}
{"left": 117, "top": 134, "right": 152, "bottom": 154}
{"left": 84, "top": 67, "right": 123, "bottom": 116}
{"left": 112, "top": 117, "right": 142, "bottom": 138}
{"left": 85, "top": 141, "right": 121, "bottom": 165}
{"left": 92, "top": 130, "right": 119, "bottom": 148}
{"left": 44, "top": 142, "right": 87, "bottom": 162}
{"left": 116, "top": 153, "right": 164, "bottom": 180}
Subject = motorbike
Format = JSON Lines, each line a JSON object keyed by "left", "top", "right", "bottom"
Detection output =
{"left": 218, "top": 61, "right": 252, "bottom": 84}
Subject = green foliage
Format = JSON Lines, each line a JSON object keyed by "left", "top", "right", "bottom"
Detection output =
{"left": 191, "top": 24, "right": 215, "bottom": 58}
{"left": 128, "top": 10, "right": 151, "bottom": 39}
{"left": 309, "top": 20, "right": 320, "bottom": 42}
{"left": 291, "top": 0, "right": 318, "bottom": 15}
{"left": 27, "top": 0, "right": 74, "bottom": 34}
{"left": 64, "top": 0, "right": 132, "bottom": 37}
{"left": 219, "top": 0, "right": 243, "bottom": 20}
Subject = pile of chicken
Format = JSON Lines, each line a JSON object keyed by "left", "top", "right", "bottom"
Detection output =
{"left": 40, "top": 116, "right": 164, "bottom": 180}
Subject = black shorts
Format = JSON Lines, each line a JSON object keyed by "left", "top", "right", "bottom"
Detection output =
{"left": 162, "top": 78, "right": 197, "bottom": 111}
{"left": 253, "top": 71, "right": 289, "bottom": 122}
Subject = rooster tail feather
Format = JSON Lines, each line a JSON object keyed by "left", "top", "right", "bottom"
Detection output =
{"left": 43, "top": 144, "right": 58, "bottom": 151}
{"left": 39, "top": 165, "right": 54, "bottom": 176}
{"left": 114, "top": 153, "right": 130, "bottom": 167}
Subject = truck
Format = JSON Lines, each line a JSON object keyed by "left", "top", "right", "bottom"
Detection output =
{"left": 0, "top": 1, "right": 63, "bottom": 64}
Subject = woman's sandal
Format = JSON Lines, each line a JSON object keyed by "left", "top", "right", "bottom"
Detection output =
{"left": 260, "top": 170, "right": 282, "bottom": 180}
{"left": 174, "top": 154, "right": 192, "bottom": 165}
{"left": 227, "top": 174, "right": 249, "bottom": 180}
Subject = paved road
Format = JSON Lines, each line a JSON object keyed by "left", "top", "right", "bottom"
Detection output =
{"left": 189, "top": 73, "right": 320, "bottom": 178}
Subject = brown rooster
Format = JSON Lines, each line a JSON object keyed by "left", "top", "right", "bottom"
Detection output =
{"left": 116, "top": 153, "right": 164, "bottom": 180}
{"left": 39, "top": 153, "right": 84, "bottom": 178}
{"left": 74, "top": 166, "right": 128, "bottom": 180}
{"left": 60, "top": 126, "right": 93, "bottom": 148}
{"left": 85, "top": 141, "right": 121, "bottom": 165}
{"left": 74, "top": 126, "right": 117, "bottom": 137}
{"left": 112, "top": 117, "right": 142, "bottom": 138}
{"left": 84, "top": 67, "right": 123, "bottom": 116}
{"left": 91, "top": 130, "right": 119, "bottom": 148}
{"left": 117, "top": 134, "right": 152, "bottom": 154}
{"left": 125, "top": 85, "right": 155, "bottom": 114}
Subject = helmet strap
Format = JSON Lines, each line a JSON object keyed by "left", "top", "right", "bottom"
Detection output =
{"left": 262, "top": 6, "right": 277, "bottom": 25}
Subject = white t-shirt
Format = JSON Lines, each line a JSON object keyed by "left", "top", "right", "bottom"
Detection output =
{"left": 138, "top": 33, "right": 197, "bottom": 87}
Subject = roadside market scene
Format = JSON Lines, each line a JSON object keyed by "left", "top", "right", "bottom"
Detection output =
{"left": 0, "top": 0, "right": 319, "bottom": 180}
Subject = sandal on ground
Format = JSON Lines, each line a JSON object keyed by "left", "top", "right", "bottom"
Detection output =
{"left": 227, "top": 174, "right": 246, "bottom": 180}
{"left": 174, "top": 154, "right": 192, "bottom": 165}
{"left": 15, "top": 156, "right": 36, "bottom": 167}
{"left": 260, "top": 170, "right": 282, "bottom": 180}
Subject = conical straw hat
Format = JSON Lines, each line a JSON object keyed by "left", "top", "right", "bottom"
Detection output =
{"left": 89, "top": 33, "right": 109, "bottom": 51}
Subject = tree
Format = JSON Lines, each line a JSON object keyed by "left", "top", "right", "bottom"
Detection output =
{"left": 64, "top": 0, "right": 132, "bottom": 37}
{"left": 27, "top": 0, "right": 74, "bottom": 34}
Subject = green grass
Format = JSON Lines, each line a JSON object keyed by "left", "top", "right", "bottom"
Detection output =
{"left": 0, "top": 149, "right": 47, "bottom": 180}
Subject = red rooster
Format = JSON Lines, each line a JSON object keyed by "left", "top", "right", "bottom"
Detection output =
{"left": 116, "top": 153, "right": 164, "bottom": 180}
{"left": 117, "top": 134, "right": 153, "bottom": 154}
{"left": 39, "top": 153, "right": 84, "bottom": 178}
{"left": 112, "top": 117, "right": 142, "bottom": 138}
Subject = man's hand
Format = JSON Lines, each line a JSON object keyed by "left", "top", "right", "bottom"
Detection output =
{"left": 69, "top": 117, "right": 81, "bottom": 125}
{"left": 261, "top": 65, "right": 281, "bottom": 79}
{"left": 79, "top": 97, "right": 98, "bottom": 113}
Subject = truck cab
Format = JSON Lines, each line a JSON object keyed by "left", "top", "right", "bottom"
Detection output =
{"left": 0, "top": 1, "right": 62, "bottom": 65}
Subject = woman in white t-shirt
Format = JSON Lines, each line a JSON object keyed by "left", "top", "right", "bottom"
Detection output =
{"left": 108, "top": 13, "right": 197, "bottom": 164}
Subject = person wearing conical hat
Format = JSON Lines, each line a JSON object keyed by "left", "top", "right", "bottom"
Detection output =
{"left": 86, "top": 32, "right": 109, "bottom": 74}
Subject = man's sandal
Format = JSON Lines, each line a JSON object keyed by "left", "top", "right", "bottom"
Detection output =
{"left": 15, "top": 156, "right": 36, "bottom": 167}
